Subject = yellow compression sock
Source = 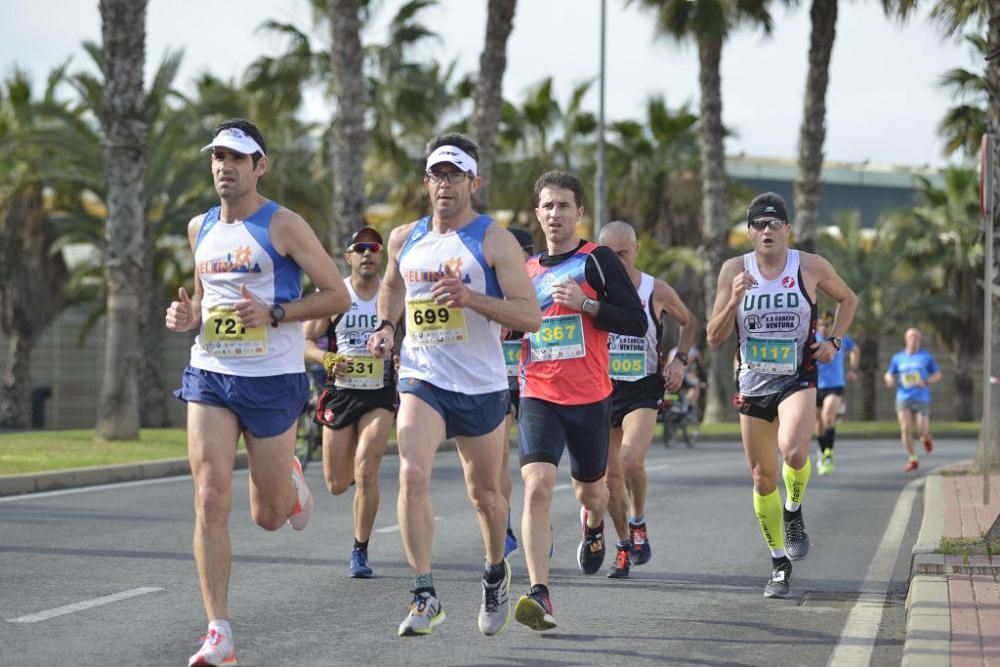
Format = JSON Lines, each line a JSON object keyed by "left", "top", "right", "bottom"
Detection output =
{"left": 752, "top": 489, "right": 784, "bottom": 553}
{"left": 782, "top": 459, "right": 811, "bottom": 511}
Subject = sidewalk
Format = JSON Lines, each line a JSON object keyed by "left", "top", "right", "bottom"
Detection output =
{"left": 904, "top": 463, "right": 1000, "bottom": 666}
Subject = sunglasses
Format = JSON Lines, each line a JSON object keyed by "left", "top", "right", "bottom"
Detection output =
{"left": 748, "top": 219, "right": 788, "bottom": 231}
{"left": 348, "top": 242, "right": 382, "bottom": 254}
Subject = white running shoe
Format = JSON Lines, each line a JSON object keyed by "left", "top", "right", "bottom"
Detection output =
{"left": 288, "top": 455, "right": 313, "bottom": 531}
{"left": 188, "top": 627, "right": 237, "bottom": 666}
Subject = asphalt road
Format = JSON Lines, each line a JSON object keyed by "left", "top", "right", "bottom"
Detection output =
{"left": 0, "top": 436, "right": 977, "bottom": 666}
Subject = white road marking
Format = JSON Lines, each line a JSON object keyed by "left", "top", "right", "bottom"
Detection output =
{"left": 0, "top": 475, "right": 189, "bottom": 503}
{"left": 8, "top": 587, "right": 163, "bottom": 623}
{"left": 827, "top": 476, "right": 924, "bottom": 666}
{"left": 374, "top": 516, "right": 443, "bottom": 534}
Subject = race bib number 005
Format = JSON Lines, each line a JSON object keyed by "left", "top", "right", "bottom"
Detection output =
{"left": 609, "top": 352, "right": 645, "bottom": 380}
{"left": 529, "top": 314, "right": 585, "bottom": 362}
{"left": 406, "top": 297, "right": 468, "bottom": 346}
{"left": 743, "top": 336, "right": 796, "bottom": 375}
{"left": 203, "top": 306, "right": 266, "bottom": 357}
{"left": 335, "top": 355, "right": 385, "bottom": 390}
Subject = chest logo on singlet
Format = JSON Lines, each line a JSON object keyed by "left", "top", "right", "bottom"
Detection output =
{"left": 742, "top": 291, "right": 801, "bottom": 333}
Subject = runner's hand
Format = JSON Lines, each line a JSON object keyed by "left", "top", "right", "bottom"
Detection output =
{"left": 165, "top": 287, "right": 197, "bottom": 332}
{"left": 663, "top": 359, "right": 684, "bottom": 392}
{"left": 810, "top": 339, "right": 836, "bottom": 364}
{"left": 730, "top": 270, "right": 754, "bottom": 307}
{"left": 235, "top": 284, "right": 266, "bottom": 327}
{"left": 322, "top": 352, "right": 344, "bottom": 376}
{"left": 432, "top": 263, "right": 471, "bottom": 308}
{"left": 368, "top": 329, "right": 393, "bottom": 358}
{"left": 551, "top": 278, "right": 586, "bottom": 310}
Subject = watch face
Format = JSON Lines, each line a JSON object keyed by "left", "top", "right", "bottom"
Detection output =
{"left": 272, "top": 305, "right": 285, "bottom": 322}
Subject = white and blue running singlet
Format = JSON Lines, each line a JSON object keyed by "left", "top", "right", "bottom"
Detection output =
{"left": 735, "top": 249, "right": 816, "bottom": 396}
{"left": 330, "top": 279, "right": 390, "bottom": 390}
{"left": 397, "top": 215, "right": 507, "bottom": 394}
{"left": 189, "top": 201, "right": 306, "bottom": 377}
{"left": 607, "top": 272, "right": 661, "bottom": 382}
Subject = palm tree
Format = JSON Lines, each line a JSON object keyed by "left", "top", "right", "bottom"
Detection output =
{"left": 0, "top": 68, "right": 72, "bottom": 427}
{"left": 818, "top": 211, "right": 929, "bottom": 420}
{"left": 605, "top": 96, "right": 700, "bottom": 244}
{"left": 937, "top": 34, "right": 988, "bottom": 158}
{"left": 897, "top": 169, "right": 984, "bottom": 421}
{"left": 328, "top": 0, "right": 368, "bottom": 251}
{"left": 629, "top": 0, "right": 781, "bottom": 422}
{"left": 471, "top": 0, "right": 518, "bottom": 211}
{"left": 95, "top": 0, "right": 147, "bottom": 439}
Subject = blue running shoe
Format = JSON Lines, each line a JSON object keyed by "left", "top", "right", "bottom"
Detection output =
{"left": 504, "top": 528, "right": 518, "bottom": 558}
{"left": 349, "top": 547, "right": 373, "bottom": 578}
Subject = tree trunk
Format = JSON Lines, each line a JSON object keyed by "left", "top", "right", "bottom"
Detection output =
{"left": 138, "top": 243, "right": 168, "bottom": 427}
{"left": 96, "top": 0, "right": 146, "bottom": 440}
{"left": 981, "top": 7, "right": 1000, "bottom": 470}
{"left": 793, "top": 0, "right": 837, "bottom": 255}
{"left": 858, "top": 335, "right": 879, "bottom": 421}
{"left": 0, "top": 186, "right": 68, "bottom": 428}
{"left": 0, "top": 334, "right": 32, "bottom": 428}
{"left": 696, "top": 35, "right": 732, "bottom": 423}
{"left": 328, "top": 0, "right": 367, "bottom": 254}
{"left": 472, "top": 0, "right": 517, "bottom": 212}
{"left": 951, "top": 347, "right": 975, "bottom": 422}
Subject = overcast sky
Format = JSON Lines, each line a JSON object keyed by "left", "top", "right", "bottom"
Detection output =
{"left": 0, "top": 0, "right": 982, "bottom": 168}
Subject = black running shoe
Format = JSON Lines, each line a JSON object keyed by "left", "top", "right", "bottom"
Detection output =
{"left": 629, "top": 522, "right": 652, "bottom": 565}
{"left": 783, "top": 508, "right": 810, "bottom": 560}
{"left": 577, "top": 507, "right": 606, "bottom": 575}
{"left": 764, "top": 560, "right": 792, "bottom": 599}
{"left": 606, "top": 541, "right": 631, "bottom": 579}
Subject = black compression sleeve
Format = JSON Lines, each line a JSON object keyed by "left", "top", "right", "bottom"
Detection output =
{"left": 585, "top": 246, "right": 647, "bottom": 336}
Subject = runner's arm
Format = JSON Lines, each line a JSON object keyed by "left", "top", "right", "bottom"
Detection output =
{"left": 465, "top": 225, "right": 541, "bottom": 332}
{"left": 272, "top": 209, "right": 351, "bottom": 321}
{"left": 585, "top": 246, "right": 646, "bottom": 336}
{"left": 369, "top": 223, "right": 412, "bottom": 357}
{"left": 706, "top": 258, "right": 745, "bottom": 347}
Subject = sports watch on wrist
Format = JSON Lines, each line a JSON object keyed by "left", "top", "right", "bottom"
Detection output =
{"left": 269, "top": 304, "right": 286, "bottom": 327}
{"left": 674, "top": 351, "right": 689, "bottom": 366}
{"left": 375, "top": 319, "right": 396, "bottom": 333}
{"left": 828, "top": 336, "right": 842, "bottom": 351}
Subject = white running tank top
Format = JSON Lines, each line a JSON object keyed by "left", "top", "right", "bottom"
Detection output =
{"left": 397, "top": 215, "right": 507, "bottom": 394}
{"left": 331, "top": 279, "right": 392, "bottom": 389}
{"left": 735, "top": 249, "right": 816, "bottom": 396}
{"left": 189, "top": 202, "right": 305, "bottom": 377}
{"left": 607, "top": 272, "right": 661, "bottom": 382}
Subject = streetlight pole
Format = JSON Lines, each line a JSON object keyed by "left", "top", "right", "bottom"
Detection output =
{"left": 595, "top": 0, "right": 607, "bottom": 240}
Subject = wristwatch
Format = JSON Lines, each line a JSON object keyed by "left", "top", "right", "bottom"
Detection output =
{"left": 375, "top": 319, "right": 396, "bottom": 333}
{"left": 828, "top": 336, "right": 842, "bottom": 351}
{"left": 674, "top": 351, "right": 689, "bottom": 366}
{"left": 581, "top": 298, "right": 598, "bottom": 316}
{"left": 269, "top": 304, "right": 286, "bottom": 327}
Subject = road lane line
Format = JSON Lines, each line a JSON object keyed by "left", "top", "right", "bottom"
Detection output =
{"left": 7, "top": 587, "right": 163, "bottom": 623}
{"left": 374, "top": 516, "right": 442, "bottom": 534}
{"left": 0, "top": 476, "right": 189, "bottom": 503}
{"left": 827, "top": 476, "right": 924, "bottom": 666}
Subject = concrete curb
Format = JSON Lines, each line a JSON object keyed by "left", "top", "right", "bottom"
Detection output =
{"left": 0, "top": 452, "right": 249, "bottom": 497}
{"left": 902, "top": 472, "right": 950, "bottom": 667}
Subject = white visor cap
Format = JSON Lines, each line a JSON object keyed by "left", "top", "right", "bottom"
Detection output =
{"left": 201, "top": 127, "right": 266, "bottom": 156}
{"left": 425, "top": 145, "right": 478, "bottom": 177}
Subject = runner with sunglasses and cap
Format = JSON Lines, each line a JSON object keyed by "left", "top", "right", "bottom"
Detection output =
{"left": 166, "top": 119, "right": 350, "bottom": 667}
{"left": 367, "top": 133, "right": 541, "bottom": 638}
{"left": 707, "top": 191, "right": 857, "bottom": 599}
{"left": 304, "top": 226, "right": 397, "bottom": 579}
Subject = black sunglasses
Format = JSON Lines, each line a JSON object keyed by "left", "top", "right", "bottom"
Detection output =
{"left": 348, "top": 242, "right": 382, "bottom": 254}
{"left": 748, "top": 219, "right": 788, "bottom": 231}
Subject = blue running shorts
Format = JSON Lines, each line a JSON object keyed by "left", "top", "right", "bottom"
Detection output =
{"left": 175, "top": 366, "right": 308, "bottom": 438}
{"left": 398, "top": 377, "right": 508, "bottom": 439}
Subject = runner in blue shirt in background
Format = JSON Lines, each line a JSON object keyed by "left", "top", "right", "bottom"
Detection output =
{"left": 884, "top": 327, "right": 942, "bottom": 472}
{"left": 814, "top": 312, "right": 859, "bottom": 475}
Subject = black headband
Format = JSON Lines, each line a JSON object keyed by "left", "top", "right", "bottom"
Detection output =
{"left": 747, "top": 200, "right": 788, "bottom": 224}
